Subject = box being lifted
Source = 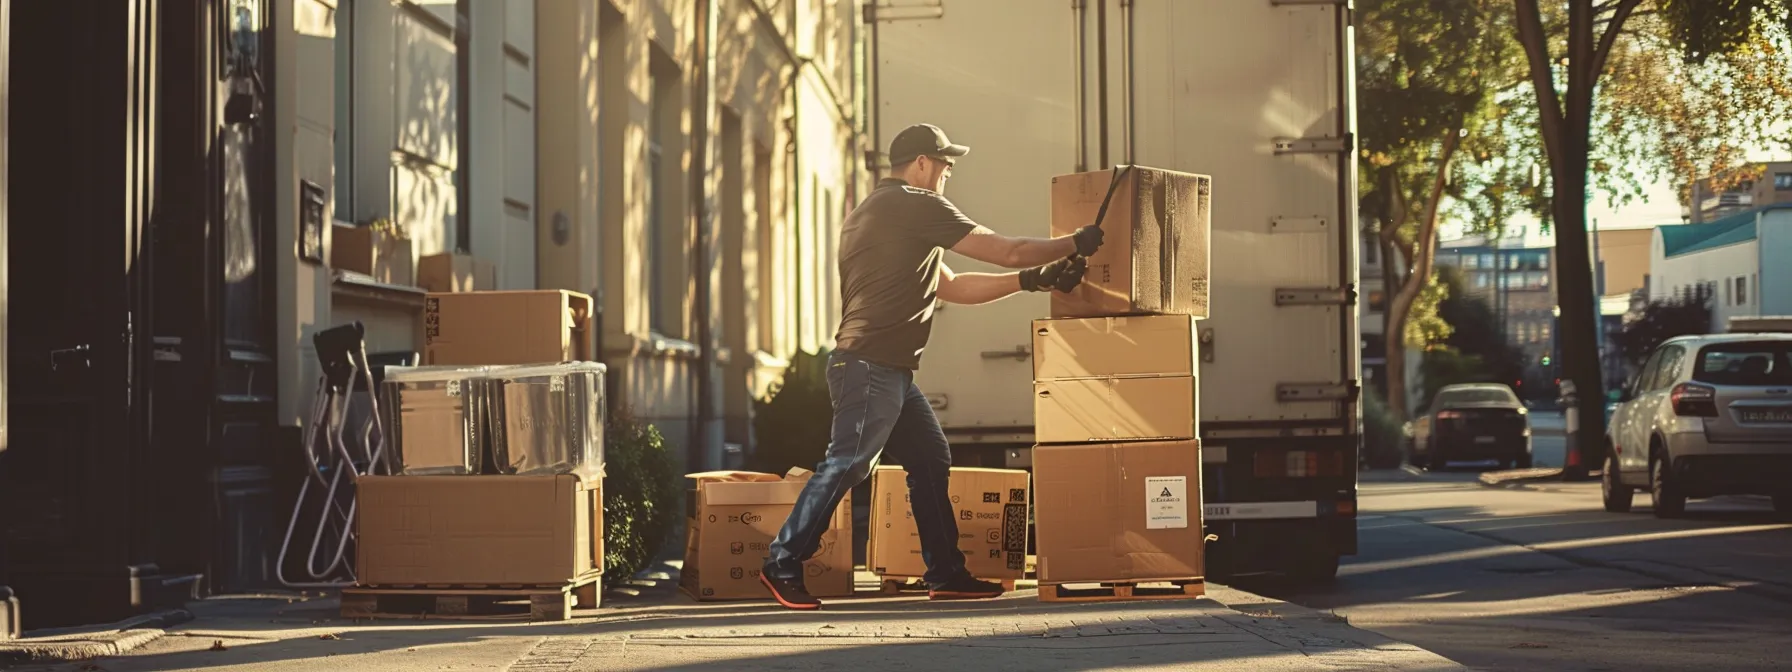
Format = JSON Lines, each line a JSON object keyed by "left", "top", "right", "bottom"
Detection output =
{"left": 1049, "top": 166, "right": 1211, "bottom": 319}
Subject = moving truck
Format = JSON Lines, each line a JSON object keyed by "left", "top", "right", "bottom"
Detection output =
{"left": 869, "top": 0, "right": 1360, "bottom": 580}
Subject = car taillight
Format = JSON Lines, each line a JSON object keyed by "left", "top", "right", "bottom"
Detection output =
{"left": 1253, "top": 449, "right": 1347, "bottom": 478}
{"left": 1671, "top": 383, "right": 1717, "bottom": 417}
{"left": 1436, "top": 411, "right": 1461, "bottom": 420}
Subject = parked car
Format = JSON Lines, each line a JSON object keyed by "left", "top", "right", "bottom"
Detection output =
{"left": 1407, "top": 383, "right": 1534, "bottom": 471}
{"left": 1602, "top": 329, "right": 1792, "bottom": 518}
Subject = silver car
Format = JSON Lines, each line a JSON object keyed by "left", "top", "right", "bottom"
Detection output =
{"left": 1602, "top": 330, "right": 1792, "bottom": 517}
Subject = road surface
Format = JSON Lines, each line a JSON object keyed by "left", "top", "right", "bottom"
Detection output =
{"left": 1240, "top": 459, "right": 1792, "bottom": 671}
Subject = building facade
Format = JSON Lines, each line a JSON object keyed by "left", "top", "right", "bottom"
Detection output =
{"left": 1689, "top": 161, "right": 1792, "bottom": 224}
{"left": 1, "top": 0, "right": 866, "bottom": 633}
{"left": 1436, "top": 239, "right": 1559, "bottom": 391}
{"left": 1650, "top": 204, "right": 1792, "bottom": 331}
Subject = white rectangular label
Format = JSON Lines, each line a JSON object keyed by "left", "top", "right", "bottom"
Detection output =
{"left": 1204, "top": 501, "right": 1319, "bottom": 521}
{"left": 1145, "top": 477, "right": 1189, "bottom": 530}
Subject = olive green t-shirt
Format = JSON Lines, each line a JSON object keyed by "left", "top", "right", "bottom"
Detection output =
{"left": 833, "top": 178, "right": 979, "bottom": 370}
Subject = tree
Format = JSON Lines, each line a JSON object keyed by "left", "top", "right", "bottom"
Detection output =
{"left": 1359, "top": 0, "right": 1523, "bottom": 422}
{"left": 1612, "top": 287, "right": 1714, "bottom": 367}
{"left": 1509, "top": 0, "right": 1792, "bottom": 478}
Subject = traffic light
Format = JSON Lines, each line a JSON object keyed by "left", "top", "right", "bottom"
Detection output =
{"left": 1541, "top": 355, "right": 1552, "bottom": 366}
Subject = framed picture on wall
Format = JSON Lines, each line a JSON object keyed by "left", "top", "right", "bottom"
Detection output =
{"left": 299, "top": 179, "right": 326, "bottom": 264}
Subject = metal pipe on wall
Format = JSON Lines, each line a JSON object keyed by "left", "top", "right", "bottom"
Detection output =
{"left": 1072, "top": 0, "right": 1086, "bottom": 172}
{"left": 1121, "top": 0, "right": 1134, "bottom": 164}
{"left": 692, "top": 0, "right": 718, "bottom": 470}
{"left": 1095, "top": 0, "right": 1109, "bottom": 169}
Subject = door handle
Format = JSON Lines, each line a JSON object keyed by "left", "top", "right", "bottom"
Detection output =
{"left": 50, "top": 344, "right": 92, "bottom": 371}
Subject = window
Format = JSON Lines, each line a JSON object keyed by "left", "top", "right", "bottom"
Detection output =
{"left": 1460, "top": 253, "right": 1478, "bottom": 269}
{"left": 333, "top": 0, "right": 355, "bottom": 219}
{"left": 1474, "top": 274, "right": 1490, "bottom": 289}
{"left": 1436, "top": 386, "right": 1521, "bottom": 407}
{"left": 1480, "top": 254, "right": 1495, "bottom": 268}
{"left": 1507, "top": 254, "right": 1522, "bottom": 271}
{"left": 1726, "top": 278, "right": 1734, "bottom": 306}
{"left": 1775, "top": 173, "right": 1792, "bottom": 191}
{"left": 1696, "top": 342, "right": 1792, "bottom": 385}
{"left": 1651, "top": 346, "right": 1687, "bottom": 390}
{"left": 1737, "top": 276, "right": 1748, "bottom": 305}
{"left": 1537, "top": 254, "right": 1549, "bottom": 270}
{"left": 1368, "top": 289, "right": 1387, "bottom": 312}
{"left": 1363, "top": 235, "right": 1379, "bottom": 266}
{"left": 647, "top": 58, "right": 673, "bottom": 335}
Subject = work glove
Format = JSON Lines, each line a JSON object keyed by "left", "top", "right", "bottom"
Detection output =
{"left": 1072, "top": 225, "right": 1105, "bottom": 257}
{"left": 1020, "top": 255, "right": 1088, "bottom": 293}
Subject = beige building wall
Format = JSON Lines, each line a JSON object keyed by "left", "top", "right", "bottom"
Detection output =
{"left": 274, "top": 0, "right": 868, "bottom": 472}
{"left": 1594, "top": 227, "right": 1653, "bottom": 296}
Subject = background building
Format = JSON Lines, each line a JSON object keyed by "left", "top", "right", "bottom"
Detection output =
{"left": 1688, "top": 161, "right": 1792, "bottom": 224}
{"left": 1650, "top": 204, "right": 1792, "bottom": 331}
{"left": 1436, "top": 237, "right": 1558, "bottom": 391}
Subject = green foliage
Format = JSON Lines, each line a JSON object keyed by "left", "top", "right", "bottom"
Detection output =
{"left": 1360, "top": 390, "right": 1409, "bottom": 469}
{"left": 748, "top": 348, "right": 834, "bottom": 474}
{"left": 602, "top": 408, "right": 681, "bottom": 581}
{"left": 1613, "top": 289, "right": 1714, "bottom": 366}
{"left": 1404, "top": 271, "right": 1453, "bottom": 347}
{"left": 1434, "top": 266, "right": 1528, "bottom": 387}
{"left": 1419, "top": 347, "right": 1495, "bottom": 412}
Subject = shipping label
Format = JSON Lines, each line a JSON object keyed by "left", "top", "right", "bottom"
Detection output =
{"left": 1145, "top": 476, "right": 1189, "bottom": 530}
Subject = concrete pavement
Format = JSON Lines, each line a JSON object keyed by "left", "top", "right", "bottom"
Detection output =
{"left": 3, "top": 568, "right": 1463, "bottom": 672}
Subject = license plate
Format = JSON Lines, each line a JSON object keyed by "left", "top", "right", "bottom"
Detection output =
{"left": 1475, "top": 436, "right": 1497, "bottom": 444}
{"left": 1738, "top": 408, "right": 1792, "bottom": 423}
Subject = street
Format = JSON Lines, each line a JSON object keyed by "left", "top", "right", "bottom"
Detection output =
{"left": 1241, "top": 447, "right": 1792, "bottom": 671}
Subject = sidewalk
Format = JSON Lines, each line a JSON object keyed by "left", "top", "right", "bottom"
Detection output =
{"left": 3, "top": 564, "right": 1463, "bottom": 672}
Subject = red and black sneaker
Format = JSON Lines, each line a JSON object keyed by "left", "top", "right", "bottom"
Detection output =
{"left": 928, "top": 575, "right": 1006, "bottom": 601}
{"left": 760, "top": 573, "right": 822, "bottom": 610}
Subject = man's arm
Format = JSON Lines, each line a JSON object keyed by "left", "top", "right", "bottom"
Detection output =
{"left": 935, "top": 263, "right": 1025, "bottom": 306}
{"left": 949, "top": 226, "right": 1079, "bottom": 269}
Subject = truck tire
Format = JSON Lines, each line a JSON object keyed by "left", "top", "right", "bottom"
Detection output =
{"left": 1288, "top": 552, "right": 1340, "bottom": 584}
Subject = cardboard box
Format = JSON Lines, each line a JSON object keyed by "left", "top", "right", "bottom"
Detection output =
{"left": 681, "top": 469, "right": 853, "bottom": 600}
{"left": 1034, "top": 440, "right": 1203, "bottom": 583}
{"left": 1034, "top": 376, "right": 1197, "bottom": 443}
{"left": 356, "top": 475, "right": 601, "bottom": 586}
{"left": 332, "top": 223, "right": 415, "bottom": 286}
{"left": 1032, "top": 315, "right": 1198, "bottom": 381}
{"left": 423, "top": 290, "right": 593, "bottom": 365}
{"left": 1049, "top": 166, "right": 1211, "bottom": 318}
{"left": 867, "top": 466, "right": 1030, "bottom": 580}
{"left": 418, "top": 252, "right": 499, "bottom": 293}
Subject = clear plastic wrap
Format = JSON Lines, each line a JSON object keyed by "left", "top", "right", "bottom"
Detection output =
{"left": 484, "top": 362, "right": 606, "bottom": 481}
{"left": 378, "top": 365, "right": 492, "bottom": 475}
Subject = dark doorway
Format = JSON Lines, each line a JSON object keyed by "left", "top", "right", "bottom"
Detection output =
{"left": 1, "top": 0, "right": 278, "bottom": 631}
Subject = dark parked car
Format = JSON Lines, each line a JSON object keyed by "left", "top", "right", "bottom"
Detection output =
{"left": 1407, "top": 383, "right": 1534, "bottom": 470}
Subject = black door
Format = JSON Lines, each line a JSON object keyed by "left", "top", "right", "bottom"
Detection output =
{"left": 152, "top": 0, "right": 280, "bottom": 595}
{"left": 2, "top": 0, "right": 184, "bottom": 629}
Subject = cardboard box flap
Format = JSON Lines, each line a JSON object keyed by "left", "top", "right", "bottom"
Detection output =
{"left": 700, "top": 479, "right": 810, "bottom": 506}
{"left": 686, "top": 470, "right": 784, "bottom": 484}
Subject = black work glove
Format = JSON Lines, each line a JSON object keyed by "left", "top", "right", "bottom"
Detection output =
{"left": 1072, "top": 225, "right": 1105, "bottom": 257}
{"left": 1020, "top": 256, "right": 1088, "bottom": 293}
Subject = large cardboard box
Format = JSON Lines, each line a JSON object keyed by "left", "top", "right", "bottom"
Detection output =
{"left": 356, "top": 474, "right": 602, "bottom": 586}
{"left": 1032, "top": 315, "right": 1197, "bottom": 381}
{"left": 681, "top": 469, "right": 853, "bottom": 600}
{"left": 1049, "top": 166, "right": 1211, "bottom": 318}
{"left": 332, "top": 223, "right": 415, "bottom": 286}
{"left": 1034, "top": 376, "right": 1197, "bottom": 443}
{"left": 424, "top": 290, "right": 592, "bottom": 365}
{"left": 418, "top": 252, "right": 498, "bottom": 293}
{"left": 867, "top": 466, "right": 1030, "bottom": 580}
{"left": 1034, "top": 440, "right": 1203, "bottom": 583}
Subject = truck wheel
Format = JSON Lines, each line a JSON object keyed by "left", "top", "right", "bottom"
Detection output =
{"left": 1602, "top": 453, "right": 1633, "bottom": 513}
{"left": 1651, "top": 452, "right": 1685, "bottom": 519}
{"left": 1288, "top": 552, "right": 1340, "bottom": 584}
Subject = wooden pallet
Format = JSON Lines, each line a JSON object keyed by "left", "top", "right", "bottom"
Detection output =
{"left": 341, "top": 573, "right": 601, "bottom": 621}
{"left": 877, "top": 576, "right": 1018, "bottom": 596}
{"left": 1037, "top": 578, "right": 1204, "bottom": 603}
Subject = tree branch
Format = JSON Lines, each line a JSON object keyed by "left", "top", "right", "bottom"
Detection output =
{"left": 1514, "top": 0, "right": 1566, "bottom": 168}
{"left": 1593, "top": 0, "right": 1643, "bottom": 76}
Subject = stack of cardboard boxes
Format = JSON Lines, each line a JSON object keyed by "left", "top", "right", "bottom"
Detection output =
{"left": 865, "top": 465, "right": 1032, "bottom": 592}
{"left": 1030, "top": 166, "right": 1213, "bottom": 600}
{"left": 345, "top": 289, "right": 608, "bottom": 621}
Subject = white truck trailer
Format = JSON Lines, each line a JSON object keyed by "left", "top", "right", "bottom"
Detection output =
{"left": 870, "top": 0, "right": 1361, "bottom": 580}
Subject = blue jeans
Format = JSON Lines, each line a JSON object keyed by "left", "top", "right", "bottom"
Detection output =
{"left": 764, "top": 350, "right": 968, "bottom": 586}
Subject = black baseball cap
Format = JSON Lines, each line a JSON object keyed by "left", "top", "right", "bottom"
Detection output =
{"left": 888, "top": 123, "right": 969, "bottom": 166}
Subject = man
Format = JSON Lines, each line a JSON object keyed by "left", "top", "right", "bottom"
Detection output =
{"left": 759, "top": 123, "right": 1105, "bottom": 610}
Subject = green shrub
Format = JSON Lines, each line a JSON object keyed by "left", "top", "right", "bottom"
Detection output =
{"left": 1360, "top": 389, "right": 1407, "bottom": 469}
{"left": 602, "top": 408, "right": 680, "bottom": 581}
{"left": 748, "top": 348, "right": 833, "bottom": 473}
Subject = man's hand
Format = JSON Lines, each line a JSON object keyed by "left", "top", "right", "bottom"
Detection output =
{"left": 1019, "top": 256, "right": 1088, "bottom": 293}
{"left": 1072, "top": 225, "right": 1104, "bottom": 257}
